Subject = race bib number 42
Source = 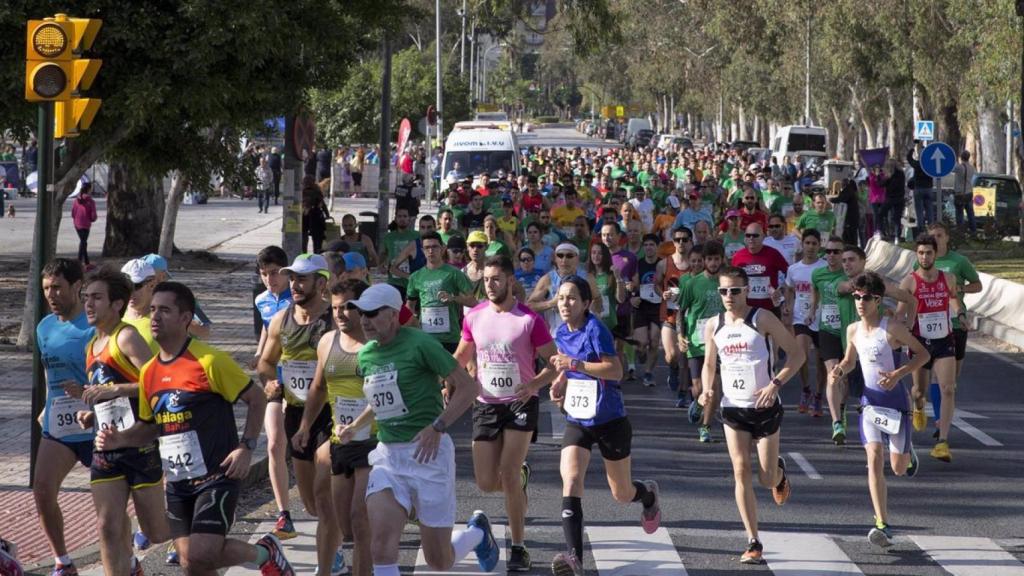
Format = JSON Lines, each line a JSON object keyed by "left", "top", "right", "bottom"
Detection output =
{"left": 721, "top": 361, "right": 757, "bottom": 403}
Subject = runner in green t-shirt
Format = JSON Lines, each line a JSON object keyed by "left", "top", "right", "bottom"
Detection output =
{"left": 811, "top": 237, "right": 853, "bottom": 445}
{"left": 796, "top": 193, "right": 837, "bottom": 236}
{"left": 675, "top": 240, "right": 726, "bottom": 442}
{"left": 380, "top": 207, "right": 420, "bottom": 293}
{"left": 341, "top": 283, "right": 501, "bottom": 574}
{"left": 407, "top": 232, "right": 477, "bottom": 353}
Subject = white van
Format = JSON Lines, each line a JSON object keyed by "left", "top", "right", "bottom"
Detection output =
{"left": 771, "top": 125, "right": 828, "bottom": 165}
{"left": 623, "top": 117, "right": 652, "bottom": 143}
{"left": 442, "top": 127, "right": 520, "bottom": 181}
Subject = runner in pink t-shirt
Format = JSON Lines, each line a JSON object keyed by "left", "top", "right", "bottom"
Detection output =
{"left": 454, "top": 254, "right": 560, "bottom": 571}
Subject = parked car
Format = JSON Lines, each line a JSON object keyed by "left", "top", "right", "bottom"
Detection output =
{"left": 971, "top": 173, "right": 1022, "bottom": 236}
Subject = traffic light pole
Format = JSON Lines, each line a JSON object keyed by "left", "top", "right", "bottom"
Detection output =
{"left": 29, "top": 101, "right": 55, "bottom": 487}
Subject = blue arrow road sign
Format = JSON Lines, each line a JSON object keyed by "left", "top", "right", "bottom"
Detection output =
{"left": 921, "top": 142, "right": 956, "bottom": 178}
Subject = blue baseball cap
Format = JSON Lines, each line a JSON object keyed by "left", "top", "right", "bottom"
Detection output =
{"left": 343, "top": 252, "right": 367, "bottom": 270}
{"left": 142, "top": 254, "right": 170, "bottom": 277}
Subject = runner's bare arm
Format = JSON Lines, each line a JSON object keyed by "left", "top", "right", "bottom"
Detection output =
{"left": 832, "top": 324, "right": 861, "bottom": 380}
{"left": 550, "top": 352, "right": 622, "bottom": 381}
{"left": 222, "top": 383, "right": 267, "bottom": 479}
{"left": 588, "top": 277, "right": 603, "bottom": 316}
{"left": 879, "top": 321, "right": 930, "bottom": 389}
{"left": 760, "top": 311, "right": 806, "bottom": 386}
{"left": 362, "top": 234, "right": 380, "bottom": 267}
{"left": 294, "top": 331, "right": 334, "bottom": 450}
{"left": 337, "top": 404, "right": 375, "bottom": 444}
{"left": 526, "top": 275, "right": 553, "bottom": 312}
{"left": 699, "top": 321, "right": 719, "bottom": 405}
{"left": 257, "top": 310, "right": 286, "bottom": 395}
{"left": 518, "top": 341, "right": 559, "bottom": 402}
{"left": 896, "top": 275, "right": 918, "bottom": 328}
{"left": 94, "top": 420, "right": 160, "bottom": 451}
{"left": 453, "top": 339, "right": 476, "bottom": 369}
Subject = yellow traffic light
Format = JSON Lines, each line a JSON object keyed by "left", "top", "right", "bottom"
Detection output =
{"left": 55, "top": 98, "right": 102, "bottom": 139}
{"left": 25, "top": 14, "right": 102, "bottom": 103}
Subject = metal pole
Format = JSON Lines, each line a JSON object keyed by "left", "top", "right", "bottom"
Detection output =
{"left": 468, "top": 23, "right": 476, "bottom": 107}
{"left": 459, "top": 0, "right": 467, "bottom": 78}
{"left": 435, "top": 0, "right": 444, "bottom": 146}
{"left": 1007, "top": 99, "right": 1014, "bottom": 175}
{"left": 30, "top": 101, "right": 55, "bottom": 488}
{"left": 377, "top": 38, "right": 392, "bottom": 250}
{"left": 804, "top": 13, "right": 811, "bottom": 126}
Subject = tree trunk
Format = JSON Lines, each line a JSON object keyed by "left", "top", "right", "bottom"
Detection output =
{"left": 977, "top": 99, "right": 1005, "bottom": 173}
{"left": 103, "top": 163, "right": 164, "bottom": 257}
{"left": 752, "top": 115, "right": 761, "bottom": 145}
{"left": 886, "top": 88, "right": 899, "bottom": 157}
{"left": 158, "top": 171, "right": 188, "bottom": 258}
{"left": 738, "top": 105, "right": 748, "bottom": 141}
{"left": 831, "top": 107, "right": 847, "bottom": 160}
{"left": 938, "top": 100, "right": 962, "bottom": 151}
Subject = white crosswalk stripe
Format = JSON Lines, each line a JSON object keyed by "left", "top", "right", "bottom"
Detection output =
{"left": 585, "top": 526, "right": 688, "bottom": 576}
{"left": 910, "top": 535, "right": 1024, "bottom": 576}
{"left": 759, "top": 531, "right": 864, "bottom": 575}
{"left": 413, "top": 524, "right": 507, "bottom": 575}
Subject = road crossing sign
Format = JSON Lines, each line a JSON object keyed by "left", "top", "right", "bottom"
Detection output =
{"left": 915, "top": 120, "right": 935, "bottom": 141}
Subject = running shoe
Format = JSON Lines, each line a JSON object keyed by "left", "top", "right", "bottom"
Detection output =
{"left": 640, "top": 480, "right": 661, "bottom": 534}
{"left": 675, "top": 397, "right": 689, "bottom": 409}
{"left": 832, "top": 421, "right": 846, "bottom": 445}
{"left": 905, "top": 444, "right": 919, "bottom": 478}
{"left": 687, "top": 399, "right": 703, "bottom": 424}
{"left": 130, "top": 557, "right": 144, "bottom": 576}
{"left": 256, "top": 534, "right": 295, "bottom": 576}
{"left": 627, "top": 367, "right": 636, "bottom": 381}
{"left": 551, "top": 551, "right": 583, "bottom": 576}
{"left": 739, "top": 538, "right": 765, "bottom": 565}
{"left": 930, "top": 440, "right": 952, "bottom": 463}
{"left": 165, "top": 543, "right": 179, "bottom": 565}
{"left": 133, "top": 531, "right": 151, "bottom": 551}
{"left": 773, "top": 456, "right": 791, "bottom": 505}
{"left": 812, "top": 394, "right": 823, "bottom": 418}
{"left": 314, "top": 550, "right": 349, "bottom": 575}
{"left": 643, "top": 372, "right": 655, "bottom": 387}
{"left": 932, "top": 428, "right": 940, "bottom": 440}
{"left": 507, "top": 545, "right": 532, "bottom": 572}
{"left": 868, "top": 519, "right": 894, "bottom": 549}
{"left": 666, "top": 370, "right": 679, "bottom": 392}
{"left": 467, "top": 510, "right": 500, "bottom": 572}
{"left": 698, "top": 425, "right": 712, "bottom": 443}
{"left": 912, "top": 409, "right": 927, "bottom": 432}
{"left": 52, "top": 563, "right": 79, "bottom": 576}
{"left": 273, "top": 510, "right": 298, "bottom": 540}
{"left": 798, "top": 389, "right": 811, "bottom": 413}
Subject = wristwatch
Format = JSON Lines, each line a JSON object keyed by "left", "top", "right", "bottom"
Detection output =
{"left": 770, "top": 377, "right": 784, "bottom": 389}
{"left": 569, "top": 358, "right": 581, "bottom": 372}
{"left": 431, "top": 417, "right": 448, "bottom": 433}
{"left": 239, "top": 437, "right": 257, "bottom": 451}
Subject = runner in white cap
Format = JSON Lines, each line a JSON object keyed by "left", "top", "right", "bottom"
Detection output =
{"left": 527, "top": 243, "right": 602, "bottom": 337}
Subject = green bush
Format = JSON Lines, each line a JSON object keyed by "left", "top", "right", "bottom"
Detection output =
{"left": 533, "top": 116, "right": 560, "bottom": 124}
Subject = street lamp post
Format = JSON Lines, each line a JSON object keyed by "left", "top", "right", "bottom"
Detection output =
{"left": 481, "top": 44, "right": 503, "bottom": 103}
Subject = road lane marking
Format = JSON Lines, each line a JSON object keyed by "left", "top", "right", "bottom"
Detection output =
{"left": 759, "top": 531, "right": 864, "bottom": 575}
{"left": 414, "top": 523, "right": 507, "bottom": 575}
{"left": 951, "top": 416, "right": 1003, "bottom": 446}
{"left": 910, "top": 535, "right": 1024, "bottom": 576}
{"left": 788, "top": 452, "right": 823, "bottom": 480}
{"left": 543, "top": 401, "right": 565, "bottom": 439}
{"left": 585, "top": 526, "right": 688, "bottom": 576}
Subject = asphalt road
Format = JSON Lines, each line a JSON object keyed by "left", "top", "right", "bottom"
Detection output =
{"left": 73, "top": 125, "right": 1024, "bottom": 575}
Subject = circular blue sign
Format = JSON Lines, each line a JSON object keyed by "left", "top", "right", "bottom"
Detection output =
{"left": 921, "top": 142, "right": 956, "bottom": 178}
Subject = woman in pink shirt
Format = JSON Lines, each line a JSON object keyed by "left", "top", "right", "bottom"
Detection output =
{"left": 867, "top": 165, "right": 887, "bottom": 238}
{"left": 71, "top": 182, "right": 97, "bottom": 266}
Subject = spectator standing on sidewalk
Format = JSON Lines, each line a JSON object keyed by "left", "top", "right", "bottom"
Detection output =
{"left": 71, "top": 182, "right": 98, "bottom": 267}
{"left": 302, "top": 176, "right": 329, "bottom": 253}
{"left": 268, "top": 146, "right": 282, "bottom": 205}
{"left": 256, "top": 156, "right": 274, "bottom": 214}
{"left": 350, "top": 146, "right": 366, "bottom": 198}
{"left": 952, "top": 150, "right": 977, "bottom": 234}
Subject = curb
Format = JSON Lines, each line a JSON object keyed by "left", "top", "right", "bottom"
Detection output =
{"left": 864, "top": 237, "right": 1024, "bottom": 349}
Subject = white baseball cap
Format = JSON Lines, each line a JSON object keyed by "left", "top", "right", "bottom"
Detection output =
{"left": 347, "top": 284, "right": 402, "bottom": 312}
{"left": 121, "top": 259, "right": 156, "bottom": 284}
{"left": 281, "top": 253, "right": 330, "bottom": 279}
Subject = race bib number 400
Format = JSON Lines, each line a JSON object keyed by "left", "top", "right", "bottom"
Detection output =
{"left": 565, "top": 378, "right": 598, "bottom": 420}
{"left": 721, "top": 361, "right": 757, "bottom": 403}
{"left": 158, "top": 431, "right": 208, "bottom": 482}
{"left": 863, "top": 405, "right": 902, "bottom": 436}
{"left": 281, "top": 360, "right": 317, "bottom": 403}
{"left": 363, "top": 370, "right": 408, "bottom": 420}
{"left": 334, "top": 397, "right": 371, "bottom": 442}
{"left": 479, "top": 361, "right": 521, "bottom": 397}
{"left": 47, "top": 395, "right": 92, "bottom": 439}
{"left": 421, "top": 306, "right": 450, "bottom": 334}
{"left": 94, "top": 396, "right": 136, "bottom": 432}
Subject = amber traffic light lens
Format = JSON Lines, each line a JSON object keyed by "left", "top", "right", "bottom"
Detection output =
{"left": 32, "top": 63, "right": 67, "bottom": 98}
{"left": 32, "top": 23, "right": 68, "bottom": 58}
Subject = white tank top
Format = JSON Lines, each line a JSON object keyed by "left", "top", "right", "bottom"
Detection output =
{"left": 853, "top": 318, "right": 908, "bottom": 411}
{"left": 712, "top": 308, "right": 773, "bottom": 409}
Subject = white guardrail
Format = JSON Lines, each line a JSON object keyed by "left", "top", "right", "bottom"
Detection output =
{"left": 865, "top": 237, "right": 1024, "bottom": 349}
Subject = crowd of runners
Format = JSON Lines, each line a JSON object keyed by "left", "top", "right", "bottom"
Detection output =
{"left": 24, "top": 139, "right": 983, "bottom": 576}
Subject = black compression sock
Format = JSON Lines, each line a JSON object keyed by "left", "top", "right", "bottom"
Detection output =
{"left": 561, "top": 496, "right": 584, "bottom": 559}
{"left": 632, "top": 480, "right": 655, "bottom": 507}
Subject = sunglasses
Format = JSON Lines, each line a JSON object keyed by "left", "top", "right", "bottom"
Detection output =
{"left": 718, "top": 287, "right": 746, "bottom": 295}
{"left": 673, "top": 237, "right": 691, "bottom": 243}
{"left": 768, "top": 224, "right": 782, "bottom": 229}
{"left": 745, "top": 233, "right": 761, "bottom": 238}
{"left": 852, "top": 293, "right": 880, "bottom": 302}
{"left": 824, "top": 249, "right": 843, "bottom": 255}
{"left": 519, "top": 258, "right": 534, "bottom": 263}
{"left": 555, "top": 253, "right": 577, "bottom": 259}
{"left": 448, "top": 247, "right": 465, "bottom": 253}
{"left": 347, "top": 305, "right": 385, "bottom": 318}
{"left": 469, "top": 243, "right": 487, "bottom": 249}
